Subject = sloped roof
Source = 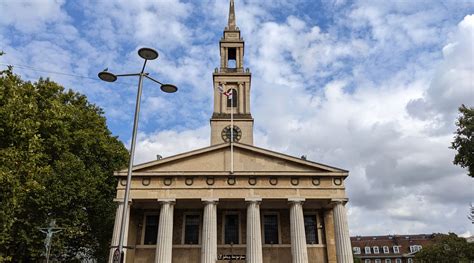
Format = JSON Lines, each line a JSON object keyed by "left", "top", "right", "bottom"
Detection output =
{"left": 115, "top": 143, "right": 348, "bottom": 176}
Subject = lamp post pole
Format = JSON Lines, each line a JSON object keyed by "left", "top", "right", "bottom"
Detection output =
{"left": 98, "top": 48, "right": 177, "bottom": 263}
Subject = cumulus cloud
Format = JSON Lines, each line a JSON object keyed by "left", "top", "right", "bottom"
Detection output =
{"left": 407, "top": 14, "right": 474, "bottom": 132}
{"left": 1, "top": 0, "right": 473, "bottom": 237}
{"left": 133, "top": 126, "right": 209, "bottom": 164}
{"left": 0, "top": 0, "right": 68, "bottom": 33}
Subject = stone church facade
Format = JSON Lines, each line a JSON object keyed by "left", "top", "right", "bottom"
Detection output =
{"left": 109, "top": 1, "right": 353, "bottom": 262}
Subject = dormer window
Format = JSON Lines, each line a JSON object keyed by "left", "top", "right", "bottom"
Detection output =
{"left": 383, "top": 246, "right": 389, "bottom": 253}
{"left": 353, "top": 247, "right": 361, "bottom": 254}
{"left": 409, "top": 245, "right": 422, "bottom": 253}
{"left": 393, "top": 246, "right": 400, "bottom": 253}
{"left": 365, "top": 246, "right": 371, "bottom": 254}
{"left": 373, "top": 246, "right": 380, "bottom": 254}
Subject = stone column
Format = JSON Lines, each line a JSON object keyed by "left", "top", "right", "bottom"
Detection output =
{"left": 316, "top": 212, "right": 324, "bottom": 245}
{"left": 333, "top": 200, "right": 353, "bottom": 263}
{"left": 289, "top": 198, "right": 308, "bottom": 263}
{"left": 108, "top": 199, "right": 131, "bottom": 263}
{"left": 201, "top": 198, "right": 218, "bottom": 263}
{"left": 155, "top": 199, "right": 175, "bottom": 263}
{"left": 238, "top": 82, "right": 244, "bottom": 114}
{"left": 246, "top": 198, "right": 263, "bottom": 263}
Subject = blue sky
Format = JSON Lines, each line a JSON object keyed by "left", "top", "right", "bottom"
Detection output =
{"left": 1, "top": 0, "right": 473, "bottom": 236}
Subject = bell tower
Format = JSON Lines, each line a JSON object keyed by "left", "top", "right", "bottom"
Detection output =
{"left": 210, "top": 0, "right": 253, "bottom": 145}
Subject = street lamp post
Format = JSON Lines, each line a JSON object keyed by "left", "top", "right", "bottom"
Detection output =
{"left": 98, "top": 47, "right": 177, "bottom": 263}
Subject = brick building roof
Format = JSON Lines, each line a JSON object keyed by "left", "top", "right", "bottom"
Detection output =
{"left": 350, "top": 234, "right": 435, "bottom": 259}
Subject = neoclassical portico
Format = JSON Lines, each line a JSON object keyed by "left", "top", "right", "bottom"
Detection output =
{"left": 114, "top": 195, "right": 352, "bottom": 263}
{"left": 109, "top": 1, "right": 353, "bottom": 262}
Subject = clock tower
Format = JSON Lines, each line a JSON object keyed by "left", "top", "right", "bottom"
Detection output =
{"left": 210, "top": 0, "right": 254, "bottom": 145}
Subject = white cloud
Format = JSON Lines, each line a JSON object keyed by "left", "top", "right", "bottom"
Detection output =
{"left": 133, "top": 126, "right": 209, "bottom": 164}
{"left": 407, "top": 14, "right": 474, "bottom": 133}
{"left": 1, "top": 0, "right": 473, "bottom": 237}
{"left": 0, "top": 0, "right": 68, "bottom": 33}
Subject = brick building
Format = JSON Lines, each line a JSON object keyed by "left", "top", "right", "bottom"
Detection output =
{"left": 350, "top": 234, "right": 435, "bottom": 263}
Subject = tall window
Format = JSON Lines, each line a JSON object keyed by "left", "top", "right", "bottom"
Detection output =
{"left": 224, "top": 214, "right": 239, "bottom": 244}
{"left": 410, "top": 245, "right": 422, "bottom": 253}
{"left": 373, "top": 246, "right": 380, "bottom": 254}
{"left": 143, "top": 215, "right": 159, "bottom": 245}
{"left": 385, "top": 259, "right": 391, "bottom": 263}
{"left": 375, "top": 260, "right": 381, "bottom": 263}
{"left": 365, "top": 260, "right": 371, "bottom": 263}
{"left": 365, "top": 246, "right": 371, "bottom": 254}
{"left": 393, "top": 246, "right": 400, "bottom": 253}
{"left": 304, "top": 215, "right": 318, "bottom": 244}
{"left": 353, "top": 247, "right": 361, "bottom": 254}
{"left": 395, "top": 259, "right": 402, "bottom": 263}
{"left": 263, "top": 214, "right": 279, "bottom": 244}
{"left": 383, "top": 246, "right": 389, "bottom": 253}
{"left": 407, "top": 259, "right": 413, "bottom": 263}
{"left": 226, "top": 89, "right": 238, "bottom": 107}
{"left": 184, "top": 214, "right": 200, "bottom": 244}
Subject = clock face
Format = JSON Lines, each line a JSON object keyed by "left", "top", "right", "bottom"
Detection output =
{"left": 221, "top": 125, "right": 242, "bottom": 142}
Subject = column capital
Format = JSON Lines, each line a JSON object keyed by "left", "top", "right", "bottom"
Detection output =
{"left": 288, "top": 197, "right": 305, "bottom": 204}
{"left": 202, "top": 198, "right": 219, "bottom": 204}
{"left": 330, "top": 198, "right": 348, "bottom": 206}
{"left": 158, "top": 198, "right": 176, "bottom": 204}
{"left": 245, "top": 197, "right": 262, "bottom": 203}
{"left": 113, "top": 198, "right": 132, "bottom": 203}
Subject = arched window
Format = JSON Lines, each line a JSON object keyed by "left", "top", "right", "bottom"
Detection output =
{"left": 226, "top": 89, "right": 238, "bottom": 108}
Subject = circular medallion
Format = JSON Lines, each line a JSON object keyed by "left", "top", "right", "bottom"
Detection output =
{"left": 291, "top": 177, "right": 299, "bottom": 186}
{"left": 312, "top": 177, "right": 320, "bottom": 186}
{"left": 206, "top": 177, "right": 215, "bottom": 186}
{"left": 185, "top": 177, "right": 194, "bottom": 186}
{"left": 163, "top": 177, "right": 172, "bottom": 186}
{"left": 120, "top": 179, "right": 127, "bottom": 186}
{"left": 248, "top": 177, "right": 257, "bottom": 186}
{"left": 142, "top": 178, "right": 151, "bottom": 186}
{"left": 227, "top": 176, "right": 236, "bottom": 185}
{"left": 221, "top": 125, "right": 242, "bottom": 142}
{"left": 333, "top": 178, "right": 342, "bottom": 186}
{"left": 269, "top": 177, "right": 278, "bottom": 185}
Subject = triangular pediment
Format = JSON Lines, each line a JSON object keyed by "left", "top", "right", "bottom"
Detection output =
{"left": 115, "top": 143, "right": 347, "bottom": 176}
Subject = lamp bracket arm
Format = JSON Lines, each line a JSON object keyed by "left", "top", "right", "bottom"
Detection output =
{"left": 115, "top": 73, "right": 141, "bottom": 77}
{"left": 144, "top": 75, "right": 164, "bottom": 85}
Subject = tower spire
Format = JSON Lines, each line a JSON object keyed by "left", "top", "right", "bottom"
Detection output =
{"left": 227, "top": 0, "right": 237, "bottom": 30}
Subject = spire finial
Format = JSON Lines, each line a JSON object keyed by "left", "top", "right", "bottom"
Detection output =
{"left": 227, "top": 0, "right": 236, "bottom": 30}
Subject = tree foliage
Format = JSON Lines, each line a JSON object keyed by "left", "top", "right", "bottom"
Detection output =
{"left": 452, "top": 104, "right": 474, "bottom": 178}
{"left": 415, "top": 233, "right": 474, "bottom": 262}
{"left": 0, "top": 64, "right": 128, "bottom": 262}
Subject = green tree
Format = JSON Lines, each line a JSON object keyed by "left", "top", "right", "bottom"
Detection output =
{"left": 0, "top": 63, "right": 128, "bottom": 262}
{"left": 415, "top": 233, "right": 474, "bottom": 263}
{"left": 452, "top": 104, "right": 474, "bottom": 178}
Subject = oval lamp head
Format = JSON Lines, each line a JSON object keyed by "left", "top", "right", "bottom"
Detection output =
{"left": 98, "top": 71, "right": 117, "bottom": 82}
{"left": 138, "top": 47, "right": 159, "bottom": 60}
{"left": 160, "top": 84, "right": 178, "bottom": 93}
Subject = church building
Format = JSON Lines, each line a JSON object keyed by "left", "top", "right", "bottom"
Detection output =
{"left": 109, "top": 1, "right": 353, "bottom": 262}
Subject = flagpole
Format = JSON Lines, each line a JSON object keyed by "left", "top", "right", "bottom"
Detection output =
{"left": 230, "top": 89, "right": 234, "bottom": 174}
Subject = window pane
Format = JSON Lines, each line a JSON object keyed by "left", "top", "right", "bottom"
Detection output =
{"left": 184, "top": 215, "right": 200, "bottom": 244}
{"left": 225, "top": 214, "right": 239, "bottom": 244}
{"left": 304, "top": 215, "right": 318, "bottom": 244}
{"left": 144, "top": 215, "right": 159, "bottom": 245}
{"left": 264, "top": 215, "right": 279, "bottom": 244}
